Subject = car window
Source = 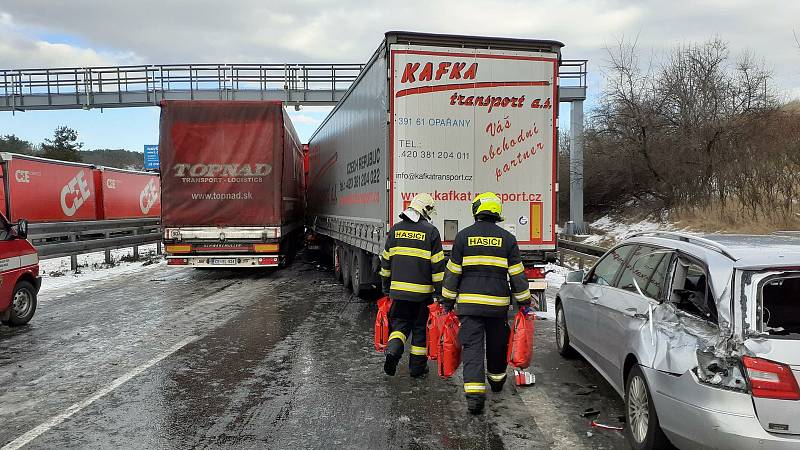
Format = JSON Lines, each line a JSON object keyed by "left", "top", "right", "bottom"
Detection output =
{"left": 644, "top": 254, "right": 671, "bottom": 300}
{"left": 671, "top": 260, "right": 718, "bottom": 323}
{"left": 589, "top": 245, "right": 633, "bottom": 286}
{"left": 616, "top": 246, "right": 672, "bottom": 300}
{"left": 616, "top": 245, "right": 650, "bottom": 292}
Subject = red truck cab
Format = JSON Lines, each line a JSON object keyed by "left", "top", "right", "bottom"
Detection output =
{"left": 0, "top": 215, "right": 40, "bottom": 326}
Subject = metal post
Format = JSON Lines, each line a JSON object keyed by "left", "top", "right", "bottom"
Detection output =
{"left": 132, "top": 229, "right": 139, "bottom": 261}
{"left": 156, "top": 241, "right": 162, "bottom": 255}
{"left": 104, "top": 233, "right": 112, "bottom": 264}
{"left": 569, "top": 100, "right": 586, "bottom": 234}
{"left": 69, "top": 234, "right": 78, "bottom": 271}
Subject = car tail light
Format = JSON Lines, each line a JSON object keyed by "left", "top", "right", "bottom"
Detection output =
{"left": 743, "top": 356, "right": 800, "bottom": 400}
{"left": 525, "top": 267, "right": 546, "bottom": 280}
{"left": 258, "top": 257, "right": 279, "bottom": 265}
{"left": 168, "top": 258, "right": 189, "bottom": 266}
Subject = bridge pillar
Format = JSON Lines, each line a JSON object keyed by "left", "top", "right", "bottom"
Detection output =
{"left": 568, "top": 100, "right": 587, "bottom": 235}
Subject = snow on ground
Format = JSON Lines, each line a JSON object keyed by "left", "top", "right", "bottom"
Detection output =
{"left": 581, "top": 215, "right": 668, "bottom": 246}
{"left": 38, "top": 244, "right": 165, "bottom": 298}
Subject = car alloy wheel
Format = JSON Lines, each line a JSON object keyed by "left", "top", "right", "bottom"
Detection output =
{"left": 628, "top": 374, "right": 650, "bottom": 444}
{"left": 556, "top": 308, "right": 566, "bottom": 349}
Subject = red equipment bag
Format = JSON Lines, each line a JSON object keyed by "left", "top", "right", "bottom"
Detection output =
{"left": 507, "top": 309, "right": 535, "bottom": 369}
{"left": 374, "top": 296, "right": 393, "bottom": 352}
{"left": 437, "top": 311, "right": 462, "bottom": 378}
{"left": 426, "top": 302, "right": 445, "bottom": 360}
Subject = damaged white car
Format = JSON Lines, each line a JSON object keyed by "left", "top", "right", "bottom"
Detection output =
{"left": 556, "top": 232, "right": 800, "bottom": 450}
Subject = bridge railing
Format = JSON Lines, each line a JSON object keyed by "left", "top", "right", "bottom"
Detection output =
{"left": 2, "top": 60, "right": 587, "bottom": 110}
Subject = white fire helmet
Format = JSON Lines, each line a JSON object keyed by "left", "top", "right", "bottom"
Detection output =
{"left": 409, "top": 193, "right": 437, "bottom": 221}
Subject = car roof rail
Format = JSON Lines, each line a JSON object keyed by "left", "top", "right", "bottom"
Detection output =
{"left": 627, "top": 231, "right": 738, "bottom": 261}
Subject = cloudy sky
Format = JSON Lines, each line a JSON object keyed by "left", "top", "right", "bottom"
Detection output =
{"left": 1, "top": 0, "right": 799, "bottom": 151}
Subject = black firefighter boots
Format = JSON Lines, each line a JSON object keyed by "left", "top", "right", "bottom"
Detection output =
{"left": 488, "top": 378, "right": 505, "bottom": 393}
{"left": 466, "top": 394, "right": 485, "bottom": 415}
{"left": 384, "top": 351, "right": 401, "bottom": 376}
{"left": 409, "top": 364, "right": 429, "bottom": 378}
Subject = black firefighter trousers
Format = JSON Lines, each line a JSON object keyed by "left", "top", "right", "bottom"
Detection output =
{"left": 459, "top": 315, "right": 510, "bottom": 397}
{"left": 387, "top": 299, "right": 429, "bottom": 373}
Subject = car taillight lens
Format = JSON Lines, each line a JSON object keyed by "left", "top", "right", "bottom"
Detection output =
{"left": 525, "top": 267, "right": 545, "bottom": 279}
{"left": 258, "top": 257, "right": 279, "bottom": 265}
{"left": 168, "top": 258, "right": 188, "bottom": 266}
{"left": 743, "top": 356, "right": 800, "bottom": 400}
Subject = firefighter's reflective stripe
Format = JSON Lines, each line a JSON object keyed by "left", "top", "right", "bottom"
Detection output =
{"left": 458, "top": 293, "right": 510, "bottom": 306}
{"left": 513, "top": 290, "right": 532, "bottom": 301}
{"left": 382, "top": 250, "right": 392, "bottom": 260}
{"left": 508, "top": 262, "right": 525, "bottom": 276}
{"left": 379, "top": 268, "right": 391, "bottom": 277}
{"left": 388, "top": 331, "right": 407, "bottom": 344}
{"left": 432, "top": 271, "right": 444, "bottom": 282}
{"left": 462, "top": 255, "right": 508, "bottom": 269}
{"left": 391, "top": 280, "right": 434, "bottom": 294}
{"left": 389, "top": 246, "right": 432, "bottom": 260}
{"left": 431, "top": 251, "right": 444, "bottom": 263}
{"left": 446, "top": 260, "right": 462, "bottom": 274}
{"left": 410, "top": 345, "right": 427, "bottom": 356}
{"left": 464, "top": 382, "right": 487, "bottom": 393}
{"left": 442, "top": 287, "right": 458, "bottom": 300}
{"left": 487, "top": 372, "right": 507, "bottom": 382}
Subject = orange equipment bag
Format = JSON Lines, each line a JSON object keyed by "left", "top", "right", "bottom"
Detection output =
{"left": 507, "top": 309, "right": 535, "bottom": 368}
{"left": 374, "top": 296, "right": 393, "bottom": 352}
{"left": 437, "top": 311, "right": 462, "bottom": 378}
{"left": 426, "top": 302, "right": 445, "bottom": 360}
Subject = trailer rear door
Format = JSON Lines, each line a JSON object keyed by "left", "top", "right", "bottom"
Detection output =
{"left": 389, "top": 44, "right": 558, "bottom": 250}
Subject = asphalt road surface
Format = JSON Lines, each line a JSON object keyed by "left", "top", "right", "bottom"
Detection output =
{"left": 0, "top": 252, "right": 625, "bottom": 449}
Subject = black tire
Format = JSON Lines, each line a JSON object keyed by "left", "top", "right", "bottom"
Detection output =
{"left": 341, "top": 247, "right": 352, "bottom": 290}
{"left": 555, "top": 301, "right": 578, "bottom": 358}
{"left": 625, "top": 365, "right": 671, "bottom": 450}
{"left": 7, "top": 280, "right": 37, "bottom": 326}
{"left": 334, "top": 245, "right": 344, "bottom": 282}
{"left": 351, "top": 249, "right": 367, "bottom": 298}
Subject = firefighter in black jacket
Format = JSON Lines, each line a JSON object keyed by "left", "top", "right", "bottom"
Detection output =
{"left": 380, "top": 193, "right": 445, "bottom": 377}
{"left": 441, "top": 192, "right": 533, "bottom": 414}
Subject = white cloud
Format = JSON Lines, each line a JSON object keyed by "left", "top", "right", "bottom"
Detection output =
{"left": 288, "top": 113, "right": 324, "bottom": 126}
{"left": 0, "top": 0, "right": 797, "bottom": 100}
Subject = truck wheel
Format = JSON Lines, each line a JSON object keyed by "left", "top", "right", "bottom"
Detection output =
{"left": 334, "top": 246, "right": 344, "bottom": 282}
{"left": 351, "top": 250, "right": 366, "bottom": 298}
{"left": 341, "top": 247, "right": 352, "bottom": 290}
{"left": 7, "top": 281, "right": 37, "bottom": 326}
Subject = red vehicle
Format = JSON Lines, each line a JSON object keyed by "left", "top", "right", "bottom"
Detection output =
{"left": 0, "top": 215, "right": 40, "bottom": 326}
{"left": 159, "top": 100, "right": 305, "bottom": 268}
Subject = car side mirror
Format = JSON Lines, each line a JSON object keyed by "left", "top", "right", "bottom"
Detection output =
{"left": 15, "top": 219, "right": 29, "bottom": 239}
{"left": 566, "top": 270, "right": 586, "bottom": 284}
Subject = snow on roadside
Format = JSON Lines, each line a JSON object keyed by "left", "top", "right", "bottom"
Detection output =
{"left": 581, "top": 215, "right": 671, "bottom": 247}
{"left": 38, "top": 244, "right": 165, "bottom": 298}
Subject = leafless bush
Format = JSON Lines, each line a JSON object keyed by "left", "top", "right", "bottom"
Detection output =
{"left": 583, "top": 38, "right": 798, "bottom": 223}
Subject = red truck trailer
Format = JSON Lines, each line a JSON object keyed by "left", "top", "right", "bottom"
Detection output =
{"left": 94, "top": 167, "right": 161, "bottom": 220}
{"left": 0, "top": 153, "right": 99, "bottom": 222}
{"left": 159, "top": 100, "right": 305, "bottom": 268}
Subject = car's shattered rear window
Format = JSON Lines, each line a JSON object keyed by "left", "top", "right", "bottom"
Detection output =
{"left": 761, "top": 274, "right": 800, "bottom": 337}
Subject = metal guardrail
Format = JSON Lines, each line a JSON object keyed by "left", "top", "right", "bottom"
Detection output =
{"left": 1, "top": 60, "right": 587, "bottom": 111}
{"left": 29, "top": 218, "right": 161, "bottom": 268}
{"left": 556, "top": 237, "right": 608, "bottom": 270}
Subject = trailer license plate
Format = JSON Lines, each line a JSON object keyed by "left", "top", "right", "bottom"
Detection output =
{"left": 210, "top": 258, "right": 236, "bottom": 265}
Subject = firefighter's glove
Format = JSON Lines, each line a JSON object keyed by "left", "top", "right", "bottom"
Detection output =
{"left": 441, "top": 301, "right": 455, "bottom": 314}
{"left": 519, "top": 305, "right": 534, "bottom": 316}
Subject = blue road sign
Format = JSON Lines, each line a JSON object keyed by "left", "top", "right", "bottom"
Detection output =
{"left": 143, "top": 145, "right": 159, "bottom": 170}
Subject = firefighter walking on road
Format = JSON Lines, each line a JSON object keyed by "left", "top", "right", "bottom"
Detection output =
{"left": 380, "top": 193, "right": 446, "bottom": 378}
{"left": 441, "top": 192, "right": 533, "bottom": 414}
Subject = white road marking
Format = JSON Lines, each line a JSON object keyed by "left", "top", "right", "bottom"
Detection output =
{"left": 1, "top": 335, "right": 198, "bottom": 450}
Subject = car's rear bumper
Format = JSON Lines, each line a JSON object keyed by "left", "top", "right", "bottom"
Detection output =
{"left": 643, "top": 367, "right": 800, "bottom": 450}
